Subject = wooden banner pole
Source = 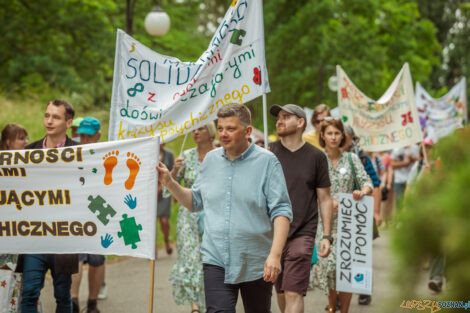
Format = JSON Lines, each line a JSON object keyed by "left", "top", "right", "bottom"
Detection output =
{"left": 148, "top": 259, "right": 155, "bottom": 313}
{"left": 262, "top": 93, "right": 268, "bottom": 149}
{"left": 421, "top": 143, "right": 429, "bottom": 165}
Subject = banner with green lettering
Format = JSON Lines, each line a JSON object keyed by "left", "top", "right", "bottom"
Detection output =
{"left": 108, "top": 0, "right": 269, "bottom": 143}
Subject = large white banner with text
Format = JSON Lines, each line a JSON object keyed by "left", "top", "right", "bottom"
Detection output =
{"left": 336, "top": 193, "right": 373, "bottom": 295}
{"left": 416, "top": 78, "right": 467, "bottom": 141}
{"left": 338, "top": 63, "right": 423, "bottom": 151}
{"left": 109, "top": 0, "right": 269, "bottom": 143}
{"left": 0, "top": 137, "right": 159, "bottom": 259}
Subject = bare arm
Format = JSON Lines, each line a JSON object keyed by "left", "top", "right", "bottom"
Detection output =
{"left": 386, "top": 165, "right": 394, "bottom": 189}
{"left": 390, "top": 156, "right": 411, "bottom": 169}
{"left": 156, "top": 162, "right": 194, "bottom": 210}
{"left": 263, "top": 215, "right": 290, "bottom": 283}
{"left": 317, "top": 187, "right": 333, "bottom": 257}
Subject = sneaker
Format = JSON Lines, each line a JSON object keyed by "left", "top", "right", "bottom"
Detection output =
{"left": 428, "top": 277, "right": 443, "bottom": 293}
{"left": 72, "top": 298, "right": 79, "bottom": 313}
{"left": 98, "top": 282, "right": 107, "bottom": 300}
{"left": 358, "top": 294, "right": 372, "bottom": 305}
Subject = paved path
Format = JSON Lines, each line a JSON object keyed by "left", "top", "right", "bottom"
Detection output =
{"left": 40, "top": 230, "right": 432, "bottom": 312}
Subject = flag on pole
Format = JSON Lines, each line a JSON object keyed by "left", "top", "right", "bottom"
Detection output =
{"left": 109, "top": 0, "right": 270, "bottom": 143}
{"left": 415, "top": 78, "right": 467, "bottom": 141}
{"left": 337, "top": 63, "right": 423, "bottom": 151}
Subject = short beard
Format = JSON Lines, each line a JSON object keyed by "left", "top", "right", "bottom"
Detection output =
{"left": 276, "top": 127, "right": 297, "bottom": 137}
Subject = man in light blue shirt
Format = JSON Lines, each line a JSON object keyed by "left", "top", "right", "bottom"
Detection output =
{"left": 157, "top": 103, "right": 293, "bottom": 313}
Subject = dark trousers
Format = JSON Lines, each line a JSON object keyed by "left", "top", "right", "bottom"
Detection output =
{"left": 203, "top": 263, "right": 272, "bottom": 313}
{"left": 21, "top": 254, "right": 72, "bottom": 313}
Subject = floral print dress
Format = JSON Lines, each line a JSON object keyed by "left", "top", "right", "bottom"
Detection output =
{"left": 310, "top": 151, "right": 372, "bottom": 295}
{"left": 167, "top": 148, "right": 205, "bottom": 309}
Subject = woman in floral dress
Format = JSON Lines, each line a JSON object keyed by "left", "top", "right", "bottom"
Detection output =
{"left": 167, "top": 122, "right": 217, "bottom": 313}
{"left": 311, "top": 119, "right": 372, "bottom": 313}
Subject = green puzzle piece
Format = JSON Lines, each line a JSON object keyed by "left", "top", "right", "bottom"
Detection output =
{"left": 87, "top": 195, "right": 117, "bottom": 226}
{"left": 230, "top": 29, "right": 246, "bottom": 45}
{"left": 118, "top": 214, "right": 142, "bottom": 249}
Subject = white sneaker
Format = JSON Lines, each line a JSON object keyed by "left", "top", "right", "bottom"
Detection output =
{"left": 98, "top": 282, "right": 107, "bottom": 300}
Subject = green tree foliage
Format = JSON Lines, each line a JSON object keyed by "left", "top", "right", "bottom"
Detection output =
{"left": 415, "top": 1, "right": 470, "bottom": 99}
{"left": 111, "top": 0, "right": 216, "bottom": 61}
{"left": 0, "top": 0, "right": 463, "bottom": 131}
{"left": 392, "top": 126, "right": 470, "bottom": 299}
{"left": 262, "top": 0, "right": 440, "bottom": 111}
{"left": 0, "top": 0, "right": 213, "bottom": 109}
{"left": 0, "top": 0, "right": 117, "bottom": 104}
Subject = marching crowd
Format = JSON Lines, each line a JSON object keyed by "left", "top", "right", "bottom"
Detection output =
{"left": 1, "top": 100, "right": 442, "bottom": 313}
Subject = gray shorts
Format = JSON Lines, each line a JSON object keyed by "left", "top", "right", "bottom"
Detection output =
{"left": 79, "top": 254, "right": 105, "bottom": 267}
{"left": 157, "top": 196, "right": 171, "bottom": 218}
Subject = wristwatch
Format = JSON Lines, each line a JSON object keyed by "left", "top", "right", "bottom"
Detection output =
{"left": 322, "top": 235, "right": 333, "bottom": 244}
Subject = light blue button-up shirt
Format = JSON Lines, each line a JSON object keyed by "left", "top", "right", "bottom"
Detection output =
{"left": 192, "top": 143, "right": 293, "bottom": 284}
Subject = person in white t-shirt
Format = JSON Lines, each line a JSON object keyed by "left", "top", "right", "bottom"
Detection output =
{"left": 390, "top": 144, "right": 420, "bottom": 209}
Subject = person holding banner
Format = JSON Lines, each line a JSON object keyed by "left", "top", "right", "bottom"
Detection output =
{"left": 157, "top": 103, "right": 292, "bottom": 313}
{"left": 157, "top": 143, "right": 175, "bottom": 257}
{"left": 268, "top": 104, "right": 334, "bottom": 313}
{"left": 166, "top": 122, "right": 217, "bottom": 313}
{"left": 71, "top": 116, "right": 104, "bottom": 313}
{"left": 311, "top": 118, "right": 372, "bottom": 313}
{"left": 18, "top": 99, "right": 79, "bottom": 313}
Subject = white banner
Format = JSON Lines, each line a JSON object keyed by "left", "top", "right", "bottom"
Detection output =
{"left": 336, "top": 193, "right": 373, "bottom": 295}
{"left": 0, "top": 137, "right": 158, "bottom": 259}
{"left": 337, "top": 63, "right": 423, "bottom": 151}
{"left": 416, "top": 78, "right": 467, "bottom": 141}
{"left": 109, "top": 0, "right": 269, "bottom": 143}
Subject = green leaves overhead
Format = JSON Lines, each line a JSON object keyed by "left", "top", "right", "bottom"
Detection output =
{"left": 263, "top": 0, "right": 440, "bottom": 110}
{"left": 1, "top": 0, "right": 468, "bottom": 127}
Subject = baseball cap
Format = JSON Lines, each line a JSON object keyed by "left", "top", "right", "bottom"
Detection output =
{"left": 77, "top": 117, "right": 101, "bottom": 135}
{"left": 269, "top": 104, "right": 307, "bottom": 121}
{"left": 72, "top": 117, "right": 84, "bottom": 128}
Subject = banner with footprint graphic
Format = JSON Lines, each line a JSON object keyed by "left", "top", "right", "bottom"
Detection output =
{"left": 0, "top": 136, "right": 159, "bottom": 260}
{"left": 337, "top": 63, "right": 423, "bottom": 152}
{"left": 108, "top": 0, "right": 269, "bottom": 143}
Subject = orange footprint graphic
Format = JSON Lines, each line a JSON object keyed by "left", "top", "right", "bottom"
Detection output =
{"left": 125, "top": 152, "right": 141, "bottom": 190}
{"left": 103, "top": 151, "right": 119, "bottom": 185}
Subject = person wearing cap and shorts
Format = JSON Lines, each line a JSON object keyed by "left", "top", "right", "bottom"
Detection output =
{"left": 269, "top": 104, "right": 334, "bottom": 313}
{"left": 71, "top": 117, "right": 105, "bottom": 313}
